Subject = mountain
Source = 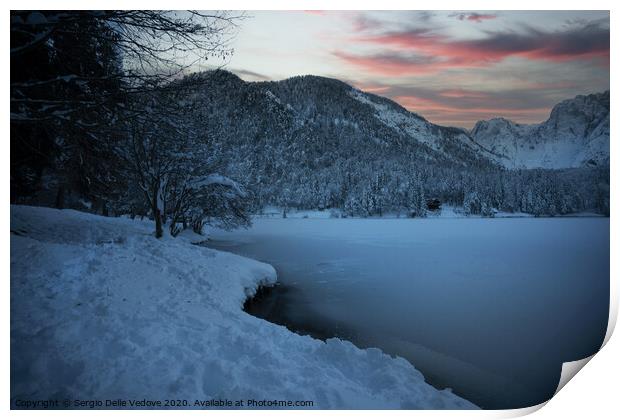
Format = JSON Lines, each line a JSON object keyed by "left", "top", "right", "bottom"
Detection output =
{"left": 173, "top": 70, "right": 608, "bottom": 216}
{"left": 182, "top": 70, "right": 500, "bottom": 209}
{"left": 470, "top": 91, "right": 609, "bottom": 169}
{"left": 188, "top": 70, "right": 497, "bottom": 168}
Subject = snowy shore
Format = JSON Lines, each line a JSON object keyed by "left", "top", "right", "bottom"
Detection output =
{"left": 10, "top": 205, "right": 476, "bottom": 409}
{"left": 255, "top": 205, "right": 605, "bottom": 220}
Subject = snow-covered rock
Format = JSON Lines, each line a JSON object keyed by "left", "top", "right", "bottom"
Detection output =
{"left": 470, "top": 92, "right": 609, "bottom": 169}
{"left": 10, "top": 205, "right": 476, "bottom": 409}
{"left": 349, "top": 88, "right": 497, "bottom": 165}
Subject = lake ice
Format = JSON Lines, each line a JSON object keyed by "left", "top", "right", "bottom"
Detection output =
{"left": 208, "top": 216, "right": 609, "bottom": 409}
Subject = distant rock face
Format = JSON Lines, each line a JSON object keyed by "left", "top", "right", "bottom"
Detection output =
{"left": 347, "top": 89, "right": 497, "bottom": 165}
{"left": 470, "top": 91, "right": 609, "bottom": 169}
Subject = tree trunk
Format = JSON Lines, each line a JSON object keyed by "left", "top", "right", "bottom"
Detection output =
{"left": 55, "top": 185, "right": 64, "bottom": 209}
{"left": 154, "top": 207, "right": 163, "bottom": 238}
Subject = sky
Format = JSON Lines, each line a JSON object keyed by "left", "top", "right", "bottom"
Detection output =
{"left": 203, "top": 10, "right": 609, "bottom": 129}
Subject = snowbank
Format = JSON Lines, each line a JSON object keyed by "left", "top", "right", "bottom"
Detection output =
{"left": 256, "top": 205, "right": 604, "bottom": 220}
{"left": 10, "top": 205, "right": 476, "bottom": 409}
{"left": 256, "top": 206, "right": 337, "bottom": 219}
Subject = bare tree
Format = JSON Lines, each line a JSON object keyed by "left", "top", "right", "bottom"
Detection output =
{"left": 11, "top": 10, "right": 242, "bottom": 124}
{"left": 10, "top": 10, "right": 245, "bottom": 229}
{"left": 119, "top": 87, "right": 250, "bottom": 238}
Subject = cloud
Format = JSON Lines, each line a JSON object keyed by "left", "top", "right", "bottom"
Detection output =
{"left": 333, "top": 51, "right": 448, "bottom": 76}
{"left": 351, "top": 15, "right": 383, "bottom": 32}
{"left": 415, "top": 11, "right": 436, "bottom": 22}
{"left": 466, "top": 23, "right": 610, "bottom": 62}
{"left": 348, "top": 81, "right": 595, "bottom": 128}
{"left": 340, "top": 20, "right": 609, "bottom": 76}
{"left": 450, "top": 12, "right": 497, "bottom": 23}
{"left": 303, "top": 10, "right": 326, "bottom": 16}
{"left": 394, "top": 94, "right": 550, "bottom": 127}
{"left": 231, "top": 68, "right": 271, "bottom": 81}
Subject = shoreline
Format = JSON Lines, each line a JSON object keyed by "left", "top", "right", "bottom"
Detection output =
{"left": 242, "top": 283, "right": 479, "bottom": 406}
{"left": 11, "top": 205, "right": 477, "bottom": 410}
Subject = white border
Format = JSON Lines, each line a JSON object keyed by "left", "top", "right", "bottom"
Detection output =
{"left": 3, "top": 1, "right": 617, "bottom": 419}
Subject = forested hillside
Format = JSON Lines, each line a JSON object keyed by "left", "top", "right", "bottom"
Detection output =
{"left": 180, "top": 70, "right": 610, "bottom": 217}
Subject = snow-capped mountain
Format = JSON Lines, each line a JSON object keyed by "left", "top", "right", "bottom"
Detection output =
{"left": 170, "top": 71, "right": 608, "bottom": 215}
{"left": 191, "top": 71, "right": 608, "bottom": 173}
{"left": 186, "top": 70, "right": 498, "bottom": 170}
{"left": 347, "top": 88, "right": 498, "bottom": 164}
{"left": 470, "top": 91, "right": 609, "bottom": 169}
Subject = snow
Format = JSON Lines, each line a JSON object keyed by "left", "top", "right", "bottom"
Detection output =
{"left": 430, "top": 205, "right": 534, "bottom": 219}
{"left": 349, "top": 89, "right": 439, "bottom": 151}
{"left": 10, "top": 205, "right": 476, "bottom": 409}
{"left": 470, "top": 92, "right": 609, "bottom": 169}
{"left": 256, "top": 205, "right": 601, "bottom": 220}
{"left": 349, "top": 87, "right": 609, "bottom": 171}
{"left": 264, "top": 90, "right": 281, "bottom": 104}
{"left": 257, "top": 206, "right": 337, "bottom": 219}
{"left": 189, "top": 173, "right": 247, "bottom": 196}
{"left": 349, "top": 88, "right": 496, "bottom": 162}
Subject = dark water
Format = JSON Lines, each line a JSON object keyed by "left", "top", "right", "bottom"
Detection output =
{"left": 209, "top": 217, "right": 609, "bottom": 409}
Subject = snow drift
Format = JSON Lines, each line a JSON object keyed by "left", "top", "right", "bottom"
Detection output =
{"left": 10, "top": 205, "right": 476, "bottom": 409}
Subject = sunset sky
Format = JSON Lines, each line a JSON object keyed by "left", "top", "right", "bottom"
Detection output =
{"left": 207, "top": 10, "right": 610, "bottom": 129}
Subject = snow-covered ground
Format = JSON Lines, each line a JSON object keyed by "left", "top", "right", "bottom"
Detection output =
{"left": 10, "top": 205, "right": 476, "bottom": 409}
{"left": 255, "top": 205, "right": 603, "bottom": 220}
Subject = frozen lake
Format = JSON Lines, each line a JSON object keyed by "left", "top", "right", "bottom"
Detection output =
{"left": 207, "top": 217, "right": 609, "bottom": 409}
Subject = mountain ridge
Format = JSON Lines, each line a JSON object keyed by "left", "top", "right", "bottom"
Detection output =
{"left": 228, "top": 70, "right": 609, "bottom": 170}
{"left": 469, "top": 90, "right": 609, "bottom": 169}
{"left": 173, "top": 70, "right": 608, "bottom": 216}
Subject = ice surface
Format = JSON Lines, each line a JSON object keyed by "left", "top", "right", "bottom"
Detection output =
{"left": 208, "top": 216, "right": 609, "bottom": 408}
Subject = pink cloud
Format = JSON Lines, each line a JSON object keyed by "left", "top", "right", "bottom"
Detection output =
{"left": 345, "top": 80, "right": 593, "bottom": 128}
{"left": 303, "top": 10, "right": 326, "bottom": 16}
{"left": 341, "top": 23, "right": 610, "bottom": 76}
{"left": 394, "top": 94, "right": 551, "bottom": 127}
{"left": 452, "top": 12, "right": 497, "bottom": 23}
{"left": 333, "top": 51, "right": 454, "bottom": 76}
